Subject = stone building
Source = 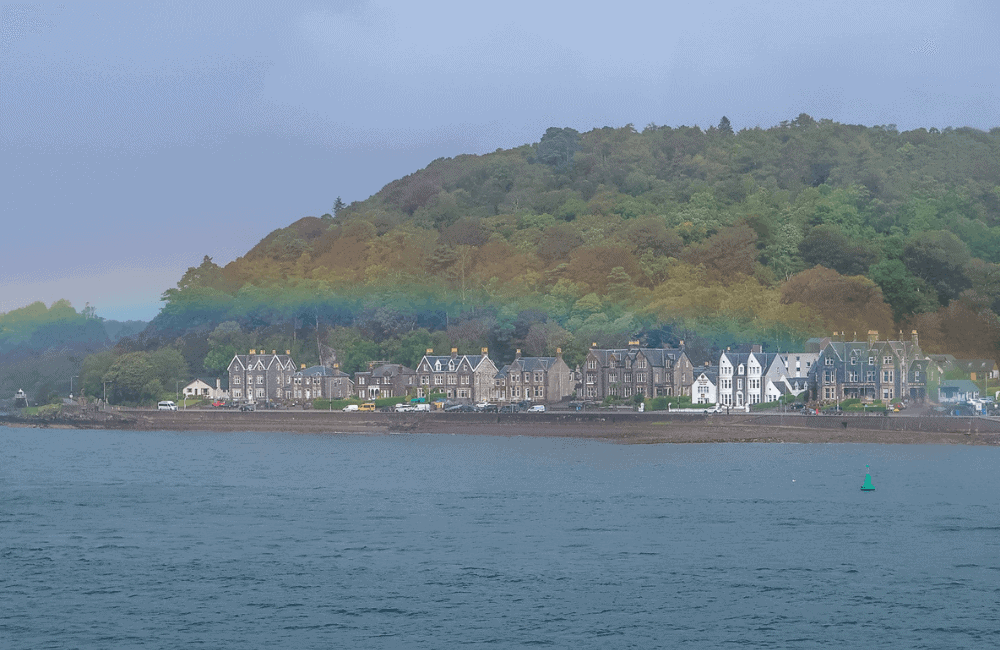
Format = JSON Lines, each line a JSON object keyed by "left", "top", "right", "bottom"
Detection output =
{"left": 227, "top": 350, "right": 296, "bottom": 404}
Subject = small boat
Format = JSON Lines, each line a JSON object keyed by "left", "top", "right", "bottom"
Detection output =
{"left": 861, "top": 465, "right": 875, "bottom": 491}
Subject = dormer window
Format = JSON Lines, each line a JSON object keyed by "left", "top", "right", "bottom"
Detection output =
{"left": 826, "top": 357, "right": 834, "bottom": 366}
{"left": 435, "top": 361, "right": 441, "bottom": 371}
{"left": 448, "top": 361, "right": 455, "bottom": 371}
{"left": 738, "top": 365, "right": 744, "bottom": 374}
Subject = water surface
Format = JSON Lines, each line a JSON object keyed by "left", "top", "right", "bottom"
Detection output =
{"left": 2, "top": 427, "right": 999, "bottom": 648}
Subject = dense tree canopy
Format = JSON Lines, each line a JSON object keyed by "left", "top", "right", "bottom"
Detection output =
{"left": 77, "top": 117, "right": 1000, "bottom": 398}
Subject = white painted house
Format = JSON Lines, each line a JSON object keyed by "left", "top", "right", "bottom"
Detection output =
{"left": 182, "top": 378, "right": 228, "bottom": 400}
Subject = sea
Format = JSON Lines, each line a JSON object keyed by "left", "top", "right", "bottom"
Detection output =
{"left": 2, "top": 426, "right": 999, "bottom": 649}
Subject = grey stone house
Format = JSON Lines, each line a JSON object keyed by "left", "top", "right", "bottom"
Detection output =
{"left": 415, "top": 348, "right": 498, "bottom": 402}
{"left": 582, "top": 341, "right": 693, "bottom": 401}
{"left": 293, "top": 364, "right": 354, "bottom": 401}
{"left": 354, "top": 363, "right": 418, "bottom": 400}
{"left": 228, "top": 350, "right": 297, "bottom": 404}
{"left": 492, "top": 349, "right": 575, "bottom": 404}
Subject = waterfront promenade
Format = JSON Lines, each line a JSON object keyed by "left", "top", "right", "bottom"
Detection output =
{"left": 4, "top": 408, "right": 1000, "bottom": 445}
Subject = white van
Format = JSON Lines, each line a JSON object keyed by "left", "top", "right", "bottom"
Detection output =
{"left": 528, "top": 404, "right": 546, "bottom": 413}
{"left": 157, "top": 401, "right": 177, "bottom": 411}
{"left": 342, "top": 404, "right": 359, "bottom": 412}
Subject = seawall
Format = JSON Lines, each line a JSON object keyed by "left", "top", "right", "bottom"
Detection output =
{"left": 4, "top": 409, "right": 1000, "bottom": 445}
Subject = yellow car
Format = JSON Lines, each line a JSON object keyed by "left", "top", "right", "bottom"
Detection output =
{"left": 358, "top": 402, "right": 376, "bottom": 412}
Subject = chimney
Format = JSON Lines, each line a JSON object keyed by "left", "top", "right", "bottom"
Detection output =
{"left": 301, "top": 364, "right": 306, "bottom": 369}
{"left": 679, "top": 339, "right": 684, "bottom": 347}
{"left": 705, "top": 361, "right": 709, "bottom": 366}
{"left": 426, "top": 348, "right": 433, "bottom": 354}
{"left": 216, "top": 378, "right": 221, "bottom": 390}
{"left": 481, "top": 347, "right": 488, "bottom": 356}
{"left": 272, "top": 350, "right": 276, "bottom": 355}
{"left": 556, "top": 347, "right": 562, "bottom": 358}
{"left": 333, "top": 363, "right": 339, "bottom": 369}
{"left": 515, "top": 349, "right": 521, "bottom": 359}
{"left": 285, "top": 350, "right": 290, "bottom": 355}
{"left": 751, "top": 344, "right": 762, "bottom": 354}
{"left": 592, "top": 342, "right": 597, "bottom": 349}
{"left": 451, "top": 347, "right": 458, "bottom": 359}
{"left": 868, "top": 330, "right": 878, "bottom": 347}
{"left": 911, "top": 330, "right": 918, "bottom": 347}
{"left": 250, "top": 349, "right": 256, "bottom": 355}
{"left": 628, "top": 339, "right": 640, "bottom": 349}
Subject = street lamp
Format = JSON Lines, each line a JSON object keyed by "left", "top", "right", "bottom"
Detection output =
{"left": 70, "top": 375, "right": 79, "bottom": 400}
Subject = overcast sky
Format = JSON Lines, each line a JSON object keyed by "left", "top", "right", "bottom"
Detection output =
{"left": 3, "top": 0, "right": 998, "bottom": 321}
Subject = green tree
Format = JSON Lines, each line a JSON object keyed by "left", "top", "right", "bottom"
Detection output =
{"left": 868, "top": 259, "right": 939, "bottom": 321}
{"left": 536, "top": 127, "right": 580, "bottom": 169}
{"left": 903, "top": 230, "right": 972, "bottom": 305}
{"left": 333, "top": 196, "right": 346, "bottom": 217}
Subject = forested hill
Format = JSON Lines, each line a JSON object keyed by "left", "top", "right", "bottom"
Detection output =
{"left": 151, "top": 116, "right": 1000, "bottom": 378}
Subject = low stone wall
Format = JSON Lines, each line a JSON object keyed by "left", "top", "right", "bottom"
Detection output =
{"left": 4, "top": 408, "right": 999, "bottom": 441}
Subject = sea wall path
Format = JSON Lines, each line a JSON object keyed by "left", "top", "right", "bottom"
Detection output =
{"left": 4, "top": 409, "right": 1000, "bottom": 445}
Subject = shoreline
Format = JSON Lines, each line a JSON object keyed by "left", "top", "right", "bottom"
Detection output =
{"left": 3, "top": 410, "right": 1000, "bottom": 445}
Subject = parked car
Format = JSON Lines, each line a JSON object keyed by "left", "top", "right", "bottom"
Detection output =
{"left": 358, "top": 402, "right": 376, "bottom": 412}
{"left": 498, "top": 405, "right": 518, "bottom": 413}
{"left": 516, "top": 400, "right": 532, "bottom": 410}
{"left": 239, "top": 403, "right": 255, "bottom": 412}
{"left": 157, "top": 400, "right": 177, "bottom": 411}
{"left": 527, "top": 404, "right": 546, "bottom": 413}
{"left": 789, "top": 403, "right": 806, "bottom": 410}
{"left": 480, "top": 404, "right": 499, "bottom": 413}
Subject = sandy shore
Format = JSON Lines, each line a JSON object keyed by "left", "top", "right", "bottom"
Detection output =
{"left": 4, "top": 410, "right": 1000, "bottom": 445}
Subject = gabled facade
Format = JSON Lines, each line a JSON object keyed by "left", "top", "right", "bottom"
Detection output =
{"left": 491, "top": 349, "right": 575, "bottom": 404}
{"left": 808, "top": 330, "right": 926, "bottom": 404}
{"left": 582, "top": 341, "right": 693, "bottom": 401}
{"left": 293, "top": 364, "right": 354, "bottom": 401}
{"left": 354, "top": 363, "right": 417, "bottom": 400}
{"left": 227, "top": 350, "right": 297, "bottom": 404}
{"left": 414, "top": 348, "right": 498, "bottom": 402}
{"left": 693, "top": 367, "right": 718, "bottom": 405}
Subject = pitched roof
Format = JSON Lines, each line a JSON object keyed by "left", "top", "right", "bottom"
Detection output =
{"left": 939, "top": 380, "right": 981, "bottom": 394}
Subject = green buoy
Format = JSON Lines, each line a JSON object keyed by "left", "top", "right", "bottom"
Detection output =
{"left": 861, "top": 465, "right": 875, "bottom": 491}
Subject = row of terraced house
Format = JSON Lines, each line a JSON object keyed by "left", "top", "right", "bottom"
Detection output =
{"left": 221, "top": 331, "right": 996, "bottom": 408}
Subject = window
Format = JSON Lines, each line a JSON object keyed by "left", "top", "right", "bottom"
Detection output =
{"left": 884, "top": 356, "right": 893, "bottom": 365}
{"left": 623, "top": 373, "right": 632, "bottom": 383}
{"left": 638, "top": 359, "right": 647, "bottom": 369}
{"left": 434, "top": 376, "right": 443, "bottom": 385}
{"left": 461, "top": 375, "right": 470, "bottom": 385}
{"left": 234, "top": 376, "right": 241, "bottom": 385}
{"left": 257, "top": 376, "right": 264, "bottom": 384}
{"left": 534, "top": 386, "right": 543, "bottom": 397}
{"left": 624, "top": 386, "right": 632, "bottom": 397}
{"left": 233, "top": 389, "right": 242, "bottom": 398}
{"left": 359, "top": 377, "right": 366, "bottom": 385}
{"left": 637, "top": 373, "right": 646, "bottom": 383}
{"left": 586, "top": 373, "right": 596, "bottom": 384}
{"left": 524, "top": 373, "right": 530, "bottom": 382}
{"left": 609, "top": 373, "right": 618, "bottom": 383}
{"left": 882, "top": 370, "right": 893, "bottom": 382}
{"left": 825, "top": 357, "right": 834, "bottom": 366}
{"left": 867, "top": 371, "right": 876, "bottom": 382}
{"left": 850, "top": 357, "right": 857, "bottom": 365}
{"left": 654, "top": 372, "right": 660, "bottom": 383}
{"left": 869, "top": 356, "right": 875, "bottom": 365}
{"left": 256, "top": 388, "right": 265, "bottom": 398}
{"left": 447, "top": 375, "right": 457, "bottom": 385}
{"left": 587, "top": 359, "right": 596, "bottom": 370}
{"left": 824, "top": 370, "right": 833, "bottom": 384}
{"left": 849, "top": 371, "right": 859, "bottom": 382}
{"left": 421, "top": 375, "right": 429, "bottom": 385}
{"left": 737, "top": 379, "right": 743, "bottom": 389}
{"left": 534, "top": 373, "right": 543, "bottom": 383}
